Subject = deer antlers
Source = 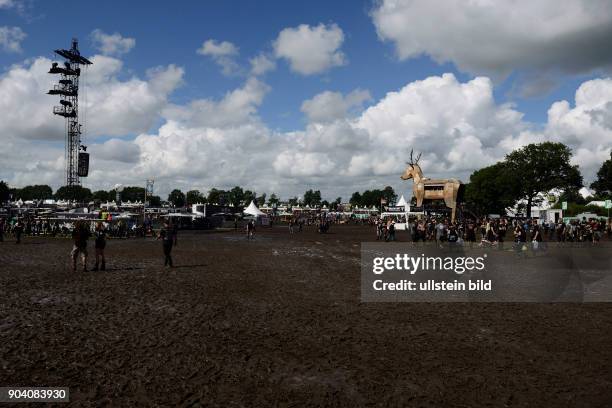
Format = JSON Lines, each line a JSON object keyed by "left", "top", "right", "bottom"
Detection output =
{"left": 407, "top": 149, "right": 422, "bottom": 166}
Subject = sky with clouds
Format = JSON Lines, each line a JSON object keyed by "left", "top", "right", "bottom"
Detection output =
{"left": 1, "top": 0, "right": 611, "bottom": 200}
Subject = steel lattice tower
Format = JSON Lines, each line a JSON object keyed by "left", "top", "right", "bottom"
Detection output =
{"left": 48, "top": 38, "right": 92, "bottom": 186}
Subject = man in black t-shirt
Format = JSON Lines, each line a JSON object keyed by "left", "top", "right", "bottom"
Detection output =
{"left": 71, "top": 221, "right": 91, "bottom": 272}
{"left": 158, "top": 222, "right": 174, "bottom": 267}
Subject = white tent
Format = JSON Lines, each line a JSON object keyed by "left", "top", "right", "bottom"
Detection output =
{"left": 397, "top": 195, "right": 410, "bottom": 212}
{"left": 243, "top": 201, "right": 266, "bottom": 217}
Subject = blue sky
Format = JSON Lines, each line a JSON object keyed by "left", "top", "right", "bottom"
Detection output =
{"left": 1, "top": 0, "right": 611, "bottom": 198}
{"left": 1, "top": 0, "right": 585, "bottom": 131}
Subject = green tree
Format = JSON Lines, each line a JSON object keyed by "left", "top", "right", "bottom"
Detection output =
{"left": 229, "top": 186, "right": 244, "bottom": 207}
{"left": 186, "top": 190, "right": 205, "bottom": 205}
{"left": 590, "top": 151, "right": 612, "bottom": 197}
{"left": 256, "top": 193, "right": 266, "bottom": 207}
{"left": 505, "top": 142, "right": 583, "bottom": 217}
{"left": 243, "top": 190, "right": 256, "bottom": 205}
{"left": 288, "top": 196, "right": 299, "bottom": 206}
{"left": 168, "top": 189, "right": 186, "bottom": 207}
{"left": 349, "top": 192, "right": 362, "bottom": 207}
{"left": 0, "top": 181, "right": 10, "bottom": 203}
{"left": 381, "top": 186, "right": 397, "bottom": 206}
{"left": 268, "top": 193, "right": 280, "bottom": 207}
{"left": 16, "top": 185, "right": 53, "bottom": 200}
{"left": 303, "top": 189, "right": 322, "bottom": 207}
{"left": 361, "top": 189, "right": 383, "bottom": 207}
{"left": 55, "top": 185, "right": 93, "bottom": 202}
{"left": 207, "top": 188, "right": 223, "bottom": 204}
{"left": 465, "top": 162, "right": 518, "bottom": 215}
{"left": 92, "top": 190, "right": 111, "bottom": 202}
{"left": 148, "top": 195, "right": 162, "bottom": 207}
{"left": 331, "top": 197, "right": 342, "bottom": 210}
{"left": 121, "top": 186, "right": 146, "bottom": 202}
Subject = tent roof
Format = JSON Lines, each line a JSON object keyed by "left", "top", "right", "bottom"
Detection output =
{"left": 243, "top": 200, "right": 266, "bottom": 216}
{"left": 397, "top": 195, "right": 408, "bottom": 207}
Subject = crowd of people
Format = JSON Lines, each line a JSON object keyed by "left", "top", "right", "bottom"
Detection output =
{"left": 0, "top": 216, "right": 149, "bottom": 240}
{"left": 287, "top": 216, "right": 331, "bottom": 234}
{"left": 0, "top": 216, "right": 178, "bottom": 272}
{"left": 1, "top": 212, "right": 610, "bottom": 271}
{"left": 372, "top": 215, "right": 612, "bottom": 251}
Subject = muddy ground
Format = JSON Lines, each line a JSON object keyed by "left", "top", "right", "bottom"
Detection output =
{"left": 1, "top": 225, "right": 611, "bottom": 407}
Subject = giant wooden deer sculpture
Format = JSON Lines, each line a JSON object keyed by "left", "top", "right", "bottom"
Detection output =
{"left": 400, "top": 150, "right": 462, "bottom": 222}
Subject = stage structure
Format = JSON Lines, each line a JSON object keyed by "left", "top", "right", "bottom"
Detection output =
{"left": 400, "top": 150, "right": 463, "bottom": 221}
{"left": 47, "top": 38, "right": 93, "bottom": 186}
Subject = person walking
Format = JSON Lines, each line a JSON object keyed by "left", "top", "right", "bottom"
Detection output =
{"left": 158, "top": 221, "right": 174, "bottom": 267}
{"left": 71, "top": 221, "right": 91, "bottom": 272}
{"left": 92, "top": 222, "right": 107, "bottom": 271}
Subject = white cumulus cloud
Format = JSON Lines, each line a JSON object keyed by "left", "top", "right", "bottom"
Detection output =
{"left": 274, "top": 23, "right": 346, "bottom": 75}
{"left": 2, "top": 53, "right": 611, "bottom": 200}
{"left": 197, "top": 39, "right": 240, "bottom": 76}
{"left": 0, "top": 55, "right": 183, "bottom": 142}
{"left": 301, "top": 89, "right": 371, "bottom": 123}
{"left": 91, "top": 29, "right": 135, "bottom": 56}
{"left": 249, "top": 53, "right": 276, "bottom": 76}
{"left": 371, "top": 0, "right": 612, "bottom": 80}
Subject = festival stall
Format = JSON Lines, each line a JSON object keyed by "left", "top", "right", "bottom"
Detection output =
{"left": 243, "top": 201, "right": 270, "bottom": 226}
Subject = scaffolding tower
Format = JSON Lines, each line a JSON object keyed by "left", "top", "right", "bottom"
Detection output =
{"left": 48, "top": 38, "right": 92, "bottom": 186}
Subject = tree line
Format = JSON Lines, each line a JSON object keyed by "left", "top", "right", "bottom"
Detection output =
{"left": 349, "top": 186, "right": 398, "bottom": 208}
{"left": 1, "top": 142, "right": 611, "bottom": 215}
{"left": 167, "top": 188, "right": 342, "bottom": 209}
{"left": 0, "top": 183, "right": 343, "bottom": 210}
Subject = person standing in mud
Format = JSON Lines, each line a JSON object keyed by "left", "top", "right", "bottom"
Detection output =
{"left": 246, "top": 219, "right": 255, "bottom": 239}
{"left": 532, "top": 223, "right": 543, "bottom": 253}
{"left": 466, "top": 221, "right": 477, "bottom": 248}
{"left": 71, "top": 221, "right": 91, "bottom": 272}
{"left": 93, "top": 222, "right": 107, "bottom": 271}
{"left": 158, "top": 221, "right": 174, "bottom": 267}
{"left": 385, "top": 219, "right": 396, "bottom": 242}
{"left": 497, "top": 219, "right": 507, "bottom": 250}
{"left": 14, "top": 218, "right": 24, "bottom": 244}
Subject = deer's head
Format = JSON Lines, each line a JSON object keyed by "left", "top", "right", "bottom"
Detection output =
{"left": 400, "top": 150, "right": 422, "bottom": 180}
